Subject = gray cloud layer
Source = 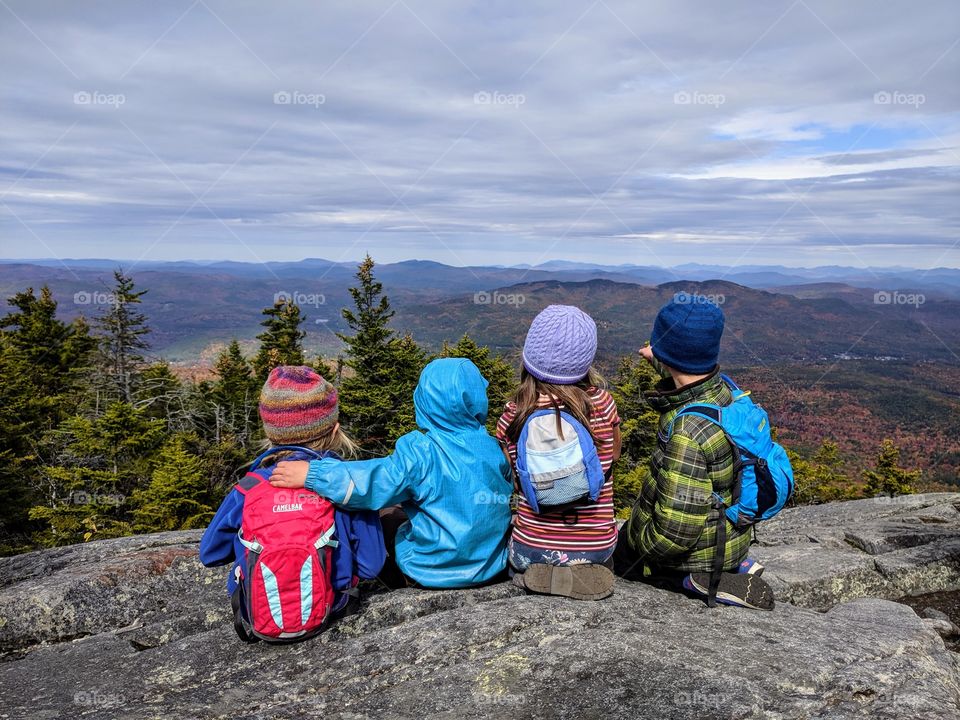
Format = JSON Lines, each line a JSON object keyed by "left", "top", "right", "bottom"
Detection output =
{"left": 0, "top": 0, "right": 957, "bottom": 268}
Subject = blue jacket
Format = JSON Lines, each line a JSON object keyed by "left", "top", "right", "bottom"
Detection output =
{"left": 199, "top": 449, "right": 386, "bottom": 597}
{"left": 304, "top": 358, "right": 513, "bottom": 588}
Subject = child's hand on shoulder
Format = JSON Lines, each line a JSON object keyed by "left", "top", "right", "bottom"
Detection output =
{"left": 270, "top": 461, "right": 310, "bottom": 489}
{"left": 638, "top": 344, "right": 654, "bottom": 364}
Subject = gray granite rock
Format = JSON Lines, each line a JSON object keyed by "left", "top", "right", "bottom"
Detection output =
{"left": 0, "top": 494, "right": 958, "bottom": 720}
{"left": 752, "top": 493, "right": 960, "bottom": 609}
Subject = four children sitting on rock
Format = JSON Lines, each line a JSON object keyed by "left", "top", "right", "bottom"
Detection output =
{"left": 201, "top": 297, "right": 778, "bottom": 641}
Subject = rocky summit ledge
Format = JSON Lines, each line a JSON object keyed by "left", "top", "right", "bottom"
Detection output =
{"left": 0, "top": 493, "right": 958, "bottom": 720}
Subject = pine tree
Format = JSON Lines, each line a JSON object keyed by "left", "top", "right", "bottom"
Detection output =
{"left": 131, "top": 435, "right": 215, "bottom": 532}
{"left": 863, "top": 439, "right": 920, "bottom": 498}
{"left": 0, "top": 349, "right": 38, "bottom": 552}
{"left": 439, "top": 334, "right": 516, "bottom": 431}
{"left": 253, "top": 299, "right": 306, "bottom": 380}
{"left": 337, "top": 256, "right": 401, "bottom": 451}
{"left": 791, "top": 440, "right": 856, "bottom": 504}
{"left": 211, "top": 340, "right": 260, "bottom": 445}
{"left": 138, "top": 362, "right": 187, "bottom": 426}
{"left": 1, "top": 286, "right": 96, "bottom": 397}
{"left": 95, "top": 270, "right": 150, "bottom": 403}
{"left": 0, "top": 286, "right": 95, "bottom": 551}
{"left": 311, "top": 355, "right": 336, "bottom": 381}
{"left": 31, "top": 402, "right": 166, "bottom": 546}
{"left": 339, "top": 255, "right": 395, "bottom": 362}
{"left": 609, "top": 355, "right": 660, "bottom": 516}
{"left": 385, "top": 333, "right": 427, "bottom": 440}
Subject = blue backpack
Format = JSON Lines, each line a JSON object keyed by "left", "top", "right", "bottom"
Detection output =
{"left": 667, "top": 375, "right": 794, "bottom": 606}
{"left": 515, "top": 409, "right": 605, "bottom": 514}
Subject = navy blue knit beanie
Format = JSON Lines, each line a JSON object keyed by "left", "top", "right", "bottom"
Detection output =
{"left": 650, "top": 296, "right": 724, "bottom": 374}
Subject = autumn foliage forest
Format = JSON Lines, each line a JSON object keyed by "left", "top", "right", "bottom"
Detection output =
{"left": 0, "top": 256, "right": 939, "bottom": 556}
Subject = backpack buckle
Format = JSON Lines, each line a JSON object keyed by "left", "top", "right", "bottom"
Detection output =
{"left": 314, "top": 525, "right": 339, "bottom": 549}
{"left": 237, "top": 529, "right": 263, "bottom": 553}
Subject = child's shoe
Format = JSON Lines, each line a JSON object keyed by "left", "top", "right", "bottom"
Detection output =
{"left": 521, "top": 563, "right": 614, "bottom": 601}
{"left": 329, "top": 591, "right": 361, "bottom": 621}
{"left": 683, "top": 572, "right": 775, "bottom": 611}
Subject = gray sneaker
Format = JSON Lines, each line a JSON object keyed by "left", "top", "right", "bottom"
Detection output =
{"left": 685, "top": 572, "right": 775, "bottom": 611}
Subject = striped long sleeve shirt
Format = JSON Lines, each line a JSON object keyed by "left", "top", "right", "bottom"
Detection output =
{"left": 496, "top": 387, "right": 620, "bottom": 553}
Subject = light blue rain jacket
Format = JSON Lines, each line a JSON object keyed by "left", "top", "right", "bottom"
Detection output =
{"left": 304, "top": 358, "right": 513, "bottom": 588}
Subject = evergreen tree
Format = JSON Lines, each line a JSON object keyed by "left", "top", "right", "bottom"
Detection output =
{"left": 0, "top": 286, "right": 95, "bottom": 551}
{"left": 791, "top": 440, "right": 856, "bottom": 504}
{"left": 0, "top": 349, "right": 39, "bottom": 552}
{"left": 613, "top": 464, "right": 651, "bottom": 519}
{"left": 439, "top": 334, "right": 516, "bottom": 431}
{"left": 337, "top": 256, "right": 401, "bottom": 451}
{"left": 385, "top": 333, "right": 427, "bottom": 441}
{"left": 31, "top": 402, "right": 165, "bottom": 546}
{"left": 1, "top": 286, "right": 96, "bottom": 397}
{"left": 138, "top": 362, "right": 187, "bottom": 425}
{"left": 339, "top": 255, "right": 395, "bottom": 366}
{"left": 131, "top": 435, "right": 215, "bottom": 532}
{"left": 210, "top": 340, "right": 260, "bottom": 445}
{"left": 311, "top": 355, "right": 335, "bottom": 381}
{"left": 253, "top": 299, "right": 306, "bottom": 379}
{"left": 863, "top": 439, "right": 920, "bottom": 498}
{"left": 95, "top": 270, "right": 150, "bottom": 403}
{"left": 609, "top": 355, "right": 660, "bottom": 516}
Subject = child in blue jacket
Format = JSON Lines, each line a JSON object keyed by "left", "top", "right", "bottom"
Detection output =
{"left": 200, "top": 366, "right": 385, "bottom": 619}
{"left": 270, "top": 358, "right": 513, "bottom": 589}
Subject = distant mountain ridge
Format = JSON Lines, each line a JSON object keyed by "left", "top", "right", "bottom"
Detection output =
{"left": 394, "top": 277, "right": 960, "bottom": 366}
{"left": 5, "top": 257, "right": 958, "bottom": 293}
{"left": 1, "top": 258, "right": 958, "bottom": 363}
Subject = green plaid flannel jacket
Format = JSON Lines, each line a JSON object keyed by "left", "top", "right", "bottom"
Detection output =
{"left": 624, "top": 364, "right": 752, "bottom": 574}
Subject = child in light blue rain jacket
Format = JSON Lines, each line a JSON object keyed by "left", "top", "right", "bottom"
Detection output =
{"left": 270, "top": 358, "right": 513, "bottom": 589}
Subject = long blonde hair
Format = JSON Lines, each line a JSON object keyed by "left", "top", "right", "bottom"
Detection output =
{"left": 257, "top": 423, "right": 360, "bottom": 464}
{"left": 504, "top": 367, "right": 606, "bottom": 443}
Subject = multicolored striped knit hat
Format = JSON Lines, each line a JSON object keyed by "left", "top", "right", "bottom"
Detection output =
{"left": 259, "top": 366, "right": 339, "bottom": 444}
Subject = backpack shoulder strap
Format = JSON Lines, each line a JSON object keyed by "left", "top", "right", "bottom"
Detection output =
{"left": 249, "top": 445, "right": 323, "bottom": 471}
{"left": 676, "top": 403, "right": 722, "bottom": 424}
{"left": 719, "top": 373, "right": 740, "bottom": 391}
{"left": 707, "top": 491, "right": 727, "bottom": 608}
{"left": 666, "top": 403, "right": 723, "bottom": 441}
{"left": 234, "top": 472, "right": 266, "bottom": 495}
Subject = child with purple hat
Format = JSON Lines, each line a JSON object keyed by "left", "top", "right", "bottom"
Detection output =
{"left": 496, "top": 305, "right": 621, "bottom": 600}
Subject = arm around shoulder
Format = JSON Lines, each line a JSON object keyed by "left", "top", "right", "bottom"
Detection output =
{"left": 304, "top": 432, "right": 429, "bottom": 511}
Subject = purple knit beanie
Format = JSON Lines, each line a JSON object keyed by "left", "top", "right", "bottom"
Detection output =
{"left": 522, "top": 305, "right": 598, "bottom": 384}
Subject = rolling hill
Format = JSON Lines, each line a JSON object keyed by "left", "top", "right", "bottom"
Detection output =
{"left": 394, "top": 278, "right": 960, "bottom": 366}
{"left": 2, "top": 260, "right": 957, "bottom": 365}
{"left": 2, "top": 258, "right": 958, "bottom": 483}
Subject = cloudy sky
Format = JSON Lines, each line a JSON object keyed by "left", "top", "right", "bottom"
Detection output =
{"left": 1, "top": 0, "right": 957, "bottom": 268}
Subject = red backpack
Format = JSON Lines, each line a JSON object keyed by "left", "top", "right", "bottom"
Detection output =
{"left": 231, "top": 446, "right": 339, "bottom": 643}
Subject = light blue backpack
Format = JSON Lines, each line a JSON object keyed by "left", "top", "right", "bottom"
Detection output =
{"left": 515, "top": 409, "right": 605, "bottom": 514}
{"left": 667, "top": 374, "right": 794, "bottom": 528}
